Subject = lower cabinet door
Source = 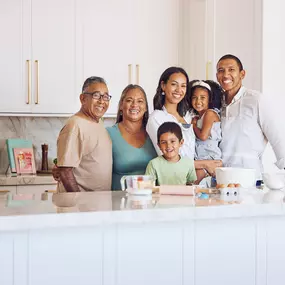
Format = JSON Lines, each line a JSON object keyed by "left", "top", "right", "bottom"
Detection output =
{"left": 28, "top": 228, "right": 104, "bottom": 285}
{"left": 0, "top": 185, "right": 16, "bottom": 195}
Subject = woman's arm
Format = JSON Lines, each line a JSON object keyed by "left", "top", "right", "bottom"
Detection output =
{"left": 193, "top": 110, "right": 220, "bottom": 141}
{"left": 146, "top": 114, "right": 163, "bottom": 155}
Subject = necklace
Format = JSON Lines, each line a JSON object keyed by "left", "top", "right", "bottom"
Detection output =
{"left": 121, "top": 122, "right": 144, "bottom": 135}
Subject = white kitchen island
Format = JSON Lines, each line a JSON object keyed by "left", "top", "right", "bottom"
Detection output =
{"left": 0, "top": 189, "right": 285, "bottom": 285}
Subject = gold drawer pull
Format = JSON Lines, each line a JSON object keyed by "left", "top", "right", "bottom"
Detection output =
{"left": 128, "top": 64, "right": 132, "bottom": 84}
{"left": 35, "top": 60, "right": 39, "bottom": 104}
{"left": 136, "top": 64, "right": 140, "bottom": 85}
{"left": 206, "top": 61, "right": 212, "bottom": 80}
{"left": 26, "top": 60, "right": 31, "bottom": 104}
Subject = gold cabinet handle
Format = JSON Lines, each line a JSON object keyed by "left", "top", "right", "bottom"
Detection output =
{"left": 206, "top": 61, "right": 212, "bottom": 80}
{"left": 26, "top": 60, "right": 31, "bottom": 104}
{"left": 136, "top": 64, "right": 140, "bottom": 85}
{"left": 35, "top": 60, "right": 39, "bottom": 104}
{"left": 128, "top": 64, "right": 132, "bottom": 84}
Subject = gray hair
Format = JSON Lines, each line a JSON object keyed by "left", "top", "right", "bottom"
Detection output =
{"left": 82, "top": 76, "right": 106, "bottom": 93}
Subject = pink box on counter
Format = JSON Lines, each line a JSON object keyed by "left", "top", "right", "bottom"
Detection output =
{"left": 159, "top": 185, "right": 197, "bottom": 196}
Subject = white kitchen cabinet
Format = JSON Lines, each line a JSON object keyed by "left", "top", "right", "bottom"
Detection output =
{"left": 266, "top": 218, "right": 285, "bottom": 285}
{"left": 77, "top": 0, "right": 134, "bottom": 116}
{"left": 0, "top": 232, "right": 28, "bottom": 285}
{"left": 0, "top": 0, "right": 81, "bottom": 115}
{"left": 1, "top": 0, "right": 264, "bottom": 115}
{"left": 0, "top": 234, "right": 13, "bottom": 285}
{"left": 181, "top": 0, "right": 262, "bottom": 91}
{"left": 195, "top": 220, "right": 256, "bottom": 285}
{"left": 262, "top": 0, "right": 285, "bottom": 95}
{"left": 0, "top": 185, "right": 17, "bottom": 195}
{"left": 0, "top": 0, "right": 31, "bottom": 113}
{"left": 1, "top": 0, "right": 180, "bottom": 115}
{"left": 116, "top": 223, "right": 183, "bottom": 285}
{"left": 30, "top": 0, "right": 81, "bottom": 114}
{"left": 28, "top": 228, "right": 103, "bottom": 285}
{"left": 78, "top": 0, "right": 180, "bottom": 115}
{"left": 132, "top": 0, "right": 180, "bottom": 113}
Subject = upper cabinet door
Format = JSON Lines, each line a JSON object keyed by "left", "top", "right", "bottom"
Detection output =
{"left": 78, "top": 0, "right": 135, "bottom": 116}
{"left": 0, "top": 0, "right": 32, "bottom": 113}
{"left": 183, "top": 0, "right": 262, "bottom": 91}
{"left": 31, "top": 0, "right": 81, "bottom": 114}
{"left": 179, "top": 0, "right": 207, "bottom": 81}
{"left": 262, "top": 0, "right": 285, "bottom": 95}
{"left": 132, "top": 0, "right": 180, "bottom": 112}
{"left": 210, "top": 0, "right": 262, "bottom": 90}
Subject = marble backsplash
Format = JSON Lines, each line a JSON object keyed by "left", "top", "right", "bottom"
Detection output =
{"left": 0, "top": 116, "right": 115, "bottom": 174}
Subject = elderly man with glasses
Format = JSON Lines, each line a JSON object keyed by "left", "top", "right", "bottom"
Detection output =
{"left": 56, "top": 76, "right": 113, "bottom": 192}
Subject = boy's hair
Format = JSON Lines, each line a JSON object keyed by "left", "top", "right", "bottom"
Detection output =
{"left": 157, "top": 122, "right": 183, "bottom": 142}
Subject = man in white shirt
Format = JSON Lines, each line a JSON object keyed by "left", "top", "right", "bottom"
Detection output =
{"left": 216, "top": 54, "right": 285, "bottom": 178}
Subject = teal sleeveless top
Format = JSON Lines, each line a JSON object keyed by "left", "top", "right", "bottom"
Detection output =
{"left": 106, "top": 124, "right": 157, "bottom": 190}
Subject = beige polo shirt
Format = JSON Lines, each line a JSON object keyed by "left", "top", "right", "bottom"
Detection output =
{"left": 57, "top": 114, "right": 112, "bottom": 192}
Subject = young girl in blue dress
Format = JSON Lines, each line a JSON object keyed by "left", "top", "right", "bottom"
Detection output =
{"left": 189, "top": 80, "right": 223, "bottom": 182}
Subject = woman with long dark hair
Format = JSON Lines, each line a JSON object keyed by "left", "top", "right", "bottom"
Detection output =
{"left": 147, "top": 67, "right": 222, "bottom": 181}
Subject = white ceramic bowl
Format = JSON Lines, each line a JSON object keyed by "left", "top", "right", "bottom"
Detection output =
{"left": 52, "top": 192, "right": 79, "bottom": 207}
{"left": 262, "top": 172, "right": 285, "bottom": 190}
{"left": 216, "top": 167, "right": 257, "bottom": 188}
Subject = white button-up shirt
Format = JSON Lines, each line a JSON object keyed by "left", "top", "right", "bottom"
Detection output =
{"left": 146, "top": 107, "right": 195, "bottom": 159}
{"left": 220, "top": 86, "right": 285, "bottom": 178}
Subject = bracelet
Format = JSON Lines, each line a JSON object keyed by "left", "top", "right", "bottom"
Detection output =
{"left": 203, "top": 168, "right": 210, "bottom": 177}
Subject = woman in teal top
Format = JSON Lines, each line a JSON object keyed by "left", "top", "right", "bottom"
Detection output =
{"left": 106, "top": 84, "right": 157, "bottom": 190}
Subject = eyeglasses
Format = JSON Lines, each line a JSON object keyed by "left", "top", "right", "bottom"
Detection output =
{"left": 83, "top": 91, "right": 112, "bottom": 101}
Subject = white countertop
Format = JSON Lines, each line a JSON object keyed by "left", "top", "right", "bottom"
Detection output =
{"left": 0, "top": 174, "right": 57, "bottom": 186}
{"left": 0, "top": 187, "right": 285, "bottom": 232}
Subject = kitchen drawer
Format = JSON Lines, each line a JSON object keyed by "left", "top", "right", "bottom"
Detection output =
{"left": 0, "top": 186, "right": 17, "bottom": 195}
